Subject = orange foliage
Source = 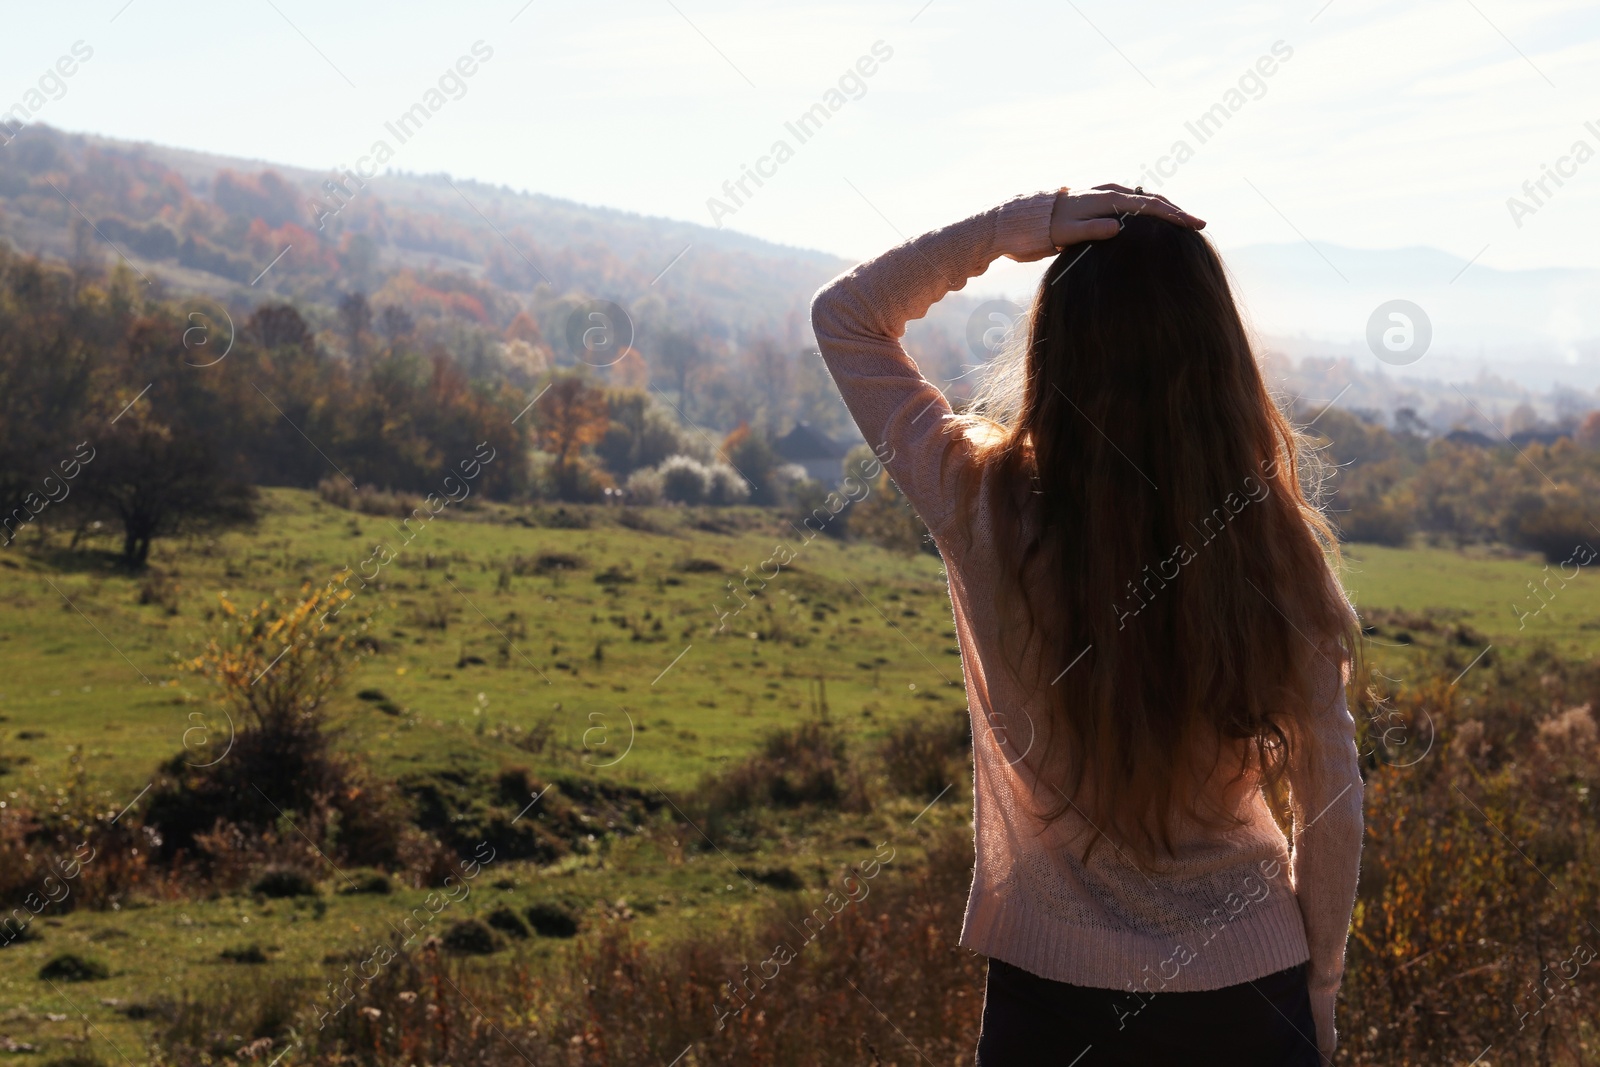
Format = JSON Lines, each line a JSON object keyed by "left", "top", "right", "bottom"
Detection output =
{"left": 506, "top": 310, "right": 546, "bottom": 346}
{"left": 535, "top": 375, "right": 610, "bottom": 465}
{"left": 607, "top": 347, "right": 651, "bottom": 390}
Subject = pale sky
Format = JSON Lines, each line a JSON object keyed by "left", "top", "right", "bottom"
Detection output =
{"left": 6, "top": 0, "right": 1600, "bottom": 299}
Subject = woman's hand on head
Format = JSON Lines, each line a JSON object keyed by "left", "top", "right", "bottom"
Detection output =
{"left": 1048, "top": 184, "right": 1205, "bottom": 249}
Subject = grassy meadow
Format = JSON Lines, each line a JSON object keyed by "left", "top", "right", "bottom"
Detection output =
{"left": 0, "top": 489, "right": 970, "bottom": 1060}
{"left": 0, "top": 490, "right": 1598, "bottom": 1063}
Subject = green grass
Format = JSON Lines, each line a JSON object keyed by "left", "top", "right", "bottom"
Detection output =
{"left": 0, "top": 489, "right": 964, "bottom": 1060}
{"left": 0, "top": 488, "right": 963, "bottom": 798}
{"left": 2, "top": 495, "right": 1598, "bottom": 1061}
{"left": 1343, "top": 542, "right": 1600, "bottom": 659}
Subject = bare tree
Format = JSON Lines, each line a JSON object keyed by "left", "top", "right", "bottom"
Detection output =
{"left": 744, "top": 335, "right": 791, "bottom": 432}
{"left": 656, "top": 328, "right": 706, "bottom": 420}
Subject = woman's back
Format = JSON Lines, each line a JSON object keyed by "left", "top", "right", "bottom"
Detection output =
{"left": 811, "top": 188, "right": 1363, "bottom": 1063}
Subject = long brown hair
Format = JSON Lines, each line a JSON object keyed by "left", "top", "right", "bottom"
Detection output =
{"left": 953, "top": 213, "right": 1357, "bottom": 864}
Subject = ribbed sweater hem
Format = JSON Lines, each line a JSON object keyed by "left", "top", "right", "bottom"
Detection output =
{"left": 959, "top": 877, "right": 1312, "bottom": 994}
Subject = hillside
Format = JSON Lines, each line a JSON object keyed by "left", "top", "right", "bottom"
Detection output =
{"left": 0, "top": 124, "right": 843, "bottom": 331}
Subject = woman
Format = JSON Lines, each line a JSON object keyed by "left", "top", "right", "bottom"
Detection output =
{"left": 811, "top": 187, "right": 1362, "bottom": 1066}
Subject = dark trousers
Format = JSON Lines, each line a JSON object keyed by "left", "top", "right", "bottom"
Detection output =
{"left": 976, "top": 958, "right": 1322, "bottom": 1067}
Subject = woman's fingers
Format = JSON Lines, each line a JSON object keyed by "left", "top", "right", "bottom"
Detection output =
{"left": 1093, "top": 182, "right": 1183, "bottom": 213}
{"left": 1049, "top": 186, "right": 1206, "bottom": 248}
{"left": 1106, "top": 191, "right": 1204, "bottom": 228}
{"left": 1085, "top": 185, "right": 1204, "bottom": 229}
{"left": 1094, "top": 182, "right": 1180, "bottom": 211}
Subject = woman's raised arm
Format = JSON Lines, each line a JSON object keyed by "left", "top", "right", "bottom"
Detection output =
{"left": 809, "top": 187, "right": 1201, "bottom": 538}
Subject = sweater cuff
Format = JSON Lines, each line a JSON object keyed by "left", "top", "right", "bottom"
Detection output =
{"left": 1309, "top": 986, "right": 1337, "bottom": 1061}
{"left": 995, "top": 190, "right": 1061, "bottom": 262}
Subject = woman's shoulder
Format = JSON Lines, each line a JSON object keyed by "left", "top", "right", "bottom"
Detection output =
{"left": 939, "top": 429, "right": 1038, "bottom": 552}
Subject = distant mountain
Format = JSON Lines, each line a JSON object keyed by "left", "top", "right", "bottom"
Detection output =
{"left": 0, "top": 123, "right": 850, "bottom": 342}
{"left": 1221, "top": 241, "right": 1600, "bottom": 391}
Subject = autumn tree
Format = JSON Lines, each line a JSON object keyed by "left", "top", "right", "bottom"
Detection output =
{"left": 1578, "top": 410, "right": 1600, "bottom": 449}
{"left": 247, "top": 302, "right": 315, "bottom": 351}
{"left": 535, "top": 373, "right": 611, "bottom": 500}
{"left": 721, "top": 422, "right": 779, "bottom": 505}
{"left": 506, "top": 310, "right": 546, "bottom": 347}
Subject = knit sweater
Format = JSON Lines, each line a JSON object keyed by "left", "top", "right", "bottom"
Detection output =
{"left": 810, "top": 190, "right": 1363, "bottom": 1060}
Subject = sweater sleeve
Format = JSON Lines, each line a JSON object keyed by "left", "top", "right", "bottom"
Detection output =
{"left": 1286, "top": 648, "right": 1364, "bottom": 1062}
{"left": 809, "top": 191, "right": 1060, "bottom": 536}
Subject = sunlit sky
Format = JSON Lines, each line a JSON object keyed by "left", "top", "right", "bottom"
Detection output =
{"left": 6, "top": 0, "right": 1600, "bottom": 296}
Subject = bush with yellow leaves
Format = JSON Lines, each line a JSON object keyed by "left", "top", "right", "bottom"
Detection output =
{"left": 184, "top": 581, "right": 364, "bottom": 736}
{"left": 143, "top": 581, "right": 411, "bottom": 875}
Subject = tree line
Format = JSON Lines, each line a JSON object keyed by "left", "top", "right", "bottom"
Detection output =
{"left": 1310, "top": 405, "right": 1600, "bottom": 558}
{"left": 0, "top": 246, "right": 884, "bottom": 568}
{"left": 0, "top": 249, "right": 529, "bottom": 566}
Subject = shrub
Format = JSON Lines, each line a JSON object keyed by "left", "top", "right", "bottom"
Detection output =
{"left": 316, "top": 477, "right": 419, "bottom": 518}
{"left": 252, "top": 867, "right": 318, "bottom": 899}
{"left": 485, "top": 907, "right": 529, "bottom": 939}
{"left": 151, "top": 584, "right": 410, "bottom": 874}
{"left": 440, "top": 918, "right": 499, "bottom": 955}
{"left": 658, "top": 454, "right": 710, "bottom": 504}
{"left": 525, "top": 902, "right": 579, "bottom": 938}
{"left": 704, "top": 461, "right": 750, "bottom": 506}
{"left": 848, "top": 471, "right": 933, "bottom": 554}
{"left": 593, "top": 564, "right": 635, "bottom": 586}
{"left": 647, "top": 452, "right": 753, "bottom": 507}
{"left": 880, "top": 710, "right": 971, "bottom": 799}
{"left": 339, "top": 872, "right": 392, "bottom": 895}
{"left": 623, "top": 465, "right": 664, "bottom": 504}
{"left": 751, "top": 867, "right": 804, "bottom": 891}
{"left": 220, "top": 944, "right": 269, "bottom": 964}
{"left": 700, "top": 720, "right": 869, "bottom": 816}
{"left": 155, "top": 828, "right": 982, "bottom": 1066}
{"left": 530, "top": 551, "right": 584, "bottom": 575}
{"left": 137, "top": 568, "right": 182, "bottom": 614}
{"left": 39, "top": 953, "right": 109, "bottom": 981}
{"left": 356, "top": 688, "right": 404, "bottom": 715}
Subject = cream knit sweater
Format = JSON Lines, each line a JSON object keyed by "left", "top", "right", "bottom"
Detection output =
{"left": 810, "top": 190, "right": 1363, "bottom": 1060}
